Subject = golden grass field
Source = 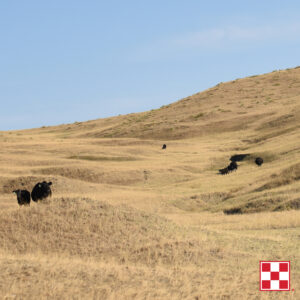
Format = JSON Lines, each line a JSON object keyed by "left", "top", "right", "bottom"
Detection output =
{"left": 0, "top": 67, "right": 300, "bottom": 299}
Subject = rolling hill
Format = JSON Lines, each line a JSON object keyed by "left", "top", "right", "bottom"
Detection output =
{"left": 31, "top": 66, "right": 300, "bottom": 140}
{"left": 0, "top": 67, "right": 299, "bottom": 299}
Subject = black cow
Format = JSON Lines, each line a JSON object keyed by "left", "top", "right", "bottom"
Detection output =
{"left": 219, "top": 161, "right": 238, "bottom": 175}
{"left": 31, "top": 181, "right": 52, "bottom": 202}
{"left": 228, "top": 161, "right": 238, "bottom": 171}
{"left": 255, "top": 157, "right": 263, "bottom": 166}
{"left": 230, "top": 154, "right": 250, "bottom": 162}
{"left": 162, "top": 144, "right": 167, "bottom": 150}
{"left": 13, "top": 189, "right": 31, "bottom": 206}
{"left": 223, "top": 207, "right": 242, "bottom": 215}
{"left": 219, "top": 167, "right": 229, "bottom": 175}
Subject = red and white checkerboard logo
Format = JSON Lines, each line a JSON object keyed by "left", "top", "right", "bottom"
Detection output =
{"left": 260, "top": 261, "right": 290, "bottom": 291}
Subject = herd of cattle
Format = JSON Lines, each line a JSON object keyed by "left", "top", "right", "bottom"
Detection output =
{"left": 12, "top": 145, "right": 264, "bottom": 206}
{"left": 219, "top": 153, "right": 263, "bottom": 175}
{"left": 13, "top": 181, "right": 52, "bottom": 206}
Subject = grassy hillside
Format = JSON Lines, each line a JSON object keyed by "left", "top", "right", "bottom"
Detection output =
{"left": 29, "top": 66, "right": 300, "bottom": 140}
{"left": 0, "top": 67, "right": 299, "bottom": 299}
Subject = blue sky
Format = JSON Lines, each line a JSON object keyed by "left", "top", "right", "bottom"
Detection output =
{"left": 1, "top": 1, "right": 300, "bottom": 130}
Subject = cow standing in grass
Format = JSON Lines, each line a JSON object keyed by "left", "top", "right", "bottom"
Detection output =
{"left": 230, "top": 154, "right": 250, "bottom": 162}
{"left": 219, "top": 161, "right": 238, "bottom": 175}
{"left": 228, "top": 161, "right": 238, "bottom": 172}
{"left": 219, "top": 167, "right": 229, "bottom": 175}
{"left": 13, "top": 189, "right": 31, "bottom": 206}
{"left": 255, "top": 157, "right": 264, "bottom": 166}
{"left": 31, "top": 181, "right": 52, "bottom": 202}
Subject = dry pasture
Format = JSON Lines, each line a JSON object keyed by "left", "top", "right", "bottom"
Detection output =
{"left": 0, "top": 67, "right": 300, "bottom": 299}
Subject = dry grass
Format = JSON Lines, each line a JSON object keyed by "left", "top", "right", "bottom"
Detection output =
{"left": 0, "top": 67, "right": 300, "bottom": 299}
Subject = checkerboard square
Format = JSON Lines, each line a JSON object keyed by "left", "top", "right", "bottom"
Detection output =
{"left": 262, "top": 263, "right": 270, "bottom": 272}
{"left": 271, "top": 280, "right": 279, "bottom": 290}
{"left": 280, "top": 272, "right": 289, "bottom": 280}
{"left": 280, "top": 263, "right": 288, "bottom": 272}
{"left": 262, "top": 280, "right": 270, "bottom": 289}
{"left": 260, "top": 261, "right": 290, "bottom": 291}
{"left": 261, "top": 272, "right": 270, "bottom": 280}
{"left": 271, "top": 262, "right": 279, "bottom": 272}
{"left": 279, "top": 280, "right": 288, "bottom": 289}
{"left": 271, "top": 272, "right": 279, "bottom": 280}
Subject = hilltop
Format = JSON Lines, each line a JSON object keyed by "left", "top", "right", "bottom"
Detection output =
{"left": 27, "top": 66, "right": 300, "bottom": 140}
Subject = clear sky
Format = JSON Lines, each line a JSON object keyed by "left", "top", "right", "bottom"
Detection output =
{"left": 1, "top": 1, "right": 300, "bottom": 130}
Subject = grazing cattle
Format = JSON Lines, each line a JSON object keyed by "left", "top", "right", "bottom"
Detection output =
{"left": 162, "top": 144, "right": 167, "bottom": 150}
{"left": 230, "top": 154, "right": 250, "bottom": 162}
{"left": 219, "top": 161, "right": 238, "bottom": 175}
{"left": 223, "top": 207, "right": 242, "bottom": 215}
{"left": 228, "top": 161, "right": 238, "bottom": 171}
{"left": 31, "top": 181, "right": 52, "bottom": 202}
{"left": 13, "top": 189, "right": 31, "bottom": 206}
{"left": 255, "top": 157, "right": 263, "bottom": 166}
{"left": 219, "top": 167, "right": 229, "bottom": 175}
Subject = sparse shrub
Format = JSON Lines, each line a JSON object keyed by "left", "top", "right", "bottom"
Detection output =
{"left": 193, "top": 113, "right": 204, "bottom": 119}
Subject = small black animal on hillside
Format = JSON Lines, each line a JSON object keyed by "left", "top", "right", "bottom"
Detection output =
{"left": 31, "top": 181, "right": 52, "bottom": 202}
{"left": 230, "top": 154, "right": 250, "bottom": 162}
{"left": 219, "top": 167, "right": 229, "bottom": 175}
{"left": 13, "top": 189, "right": 31, "bottom": 206}
{"left": 228, "top": 161, "right": 238, "bottom": 172}
{"left": 255, "top": 157, "right": 263, "bottom": 166}
{"left": 223, "top": 207, "right": 242, "bottom": 215}
{"left": 162, "top": 144, "right": 167, "bottom": 150}
{"left": 219, "top": 161, "right": 238, "bottom": 175}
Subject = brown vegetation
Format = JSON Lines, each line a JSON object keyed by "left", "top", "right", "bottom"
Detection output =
{"left": 0, "top": 67, "right": 300, "bottom": 299}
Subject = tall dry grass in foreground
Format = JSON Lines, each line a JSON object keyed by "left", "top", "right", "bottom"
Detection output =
{"left": 0, "top": 198, "right": 299, "bottom": 299}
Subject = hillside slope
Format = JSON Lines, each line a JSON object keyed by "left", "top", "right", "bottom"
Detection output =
{"left": 3, "top": 66, "right": 300, "bottom": 214}
{"left": 27, "top": 66, "right": 300, "bottom": 140}
{"left": 0, "top": 67, "right": 299, "bottom": 299}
